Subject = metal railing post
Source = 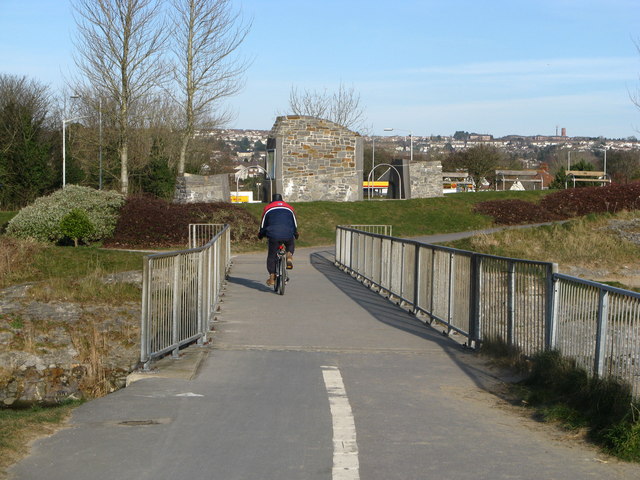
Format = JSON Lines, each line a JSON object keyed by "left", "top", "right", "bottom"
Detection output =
{"left": 447, "top": 252, "right": 455, "bottom": 333}
{"left": 413, "top": 244, "right": 421, "bottom": 314}
{"left": 429, "top": 246, "right": 436, "bottom": 322}
{"left": 469, "top": 254, "right": 481, "bottom": 348}
{"left": 172, "top": 255, "right": 181, "bottom": 358}
{"left": 197, "top": 249, "right": 205, "bottom": 345}
{"left": 140, "top": 257, "right": 151, "bottom": 368}
{"left": 507, "top": 261, "right": 516, "bottom": 347}
{"left": 546, "top": 264, "right": 559, "bottom": 350}
{"left": 594, "top": 289, "right": 610, "bottom": 377}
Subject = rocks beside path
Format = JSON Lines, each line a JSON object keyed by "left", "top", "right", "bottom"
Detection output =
{"left": 0, "top": 280, "right": 141, "bottom": 406}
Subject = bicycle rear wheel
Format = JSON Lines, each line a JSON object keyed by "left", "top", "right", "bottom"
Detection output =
{"left": 277, "top": 254, "right": 286, "bottom": 295}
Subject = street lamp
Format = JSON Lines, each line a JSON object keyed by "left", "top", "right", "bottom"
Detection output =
{"left": 372, "top": 136, "right": 376, "bottom": 176}
{"left": 384, "top": 127, "right": 413, "bottom": 164}
{"left": 98, "top": 97, "right": 103, "bottom": 189}
{"left": 71, "top": 95, "right": 103, "bottom": 189}
{"left": 62, "top": 115, "right": 88, "bottom": 187}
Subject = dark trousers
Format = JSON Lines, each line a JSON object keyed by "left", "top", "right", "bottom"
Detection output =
{"left": 267, "top": 238, "right": 295, "bottom": 274}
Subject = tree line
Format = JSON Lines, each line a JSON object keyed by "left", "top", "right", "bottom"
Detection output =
{"left": 1, "top": 0, "right": 250, "bottom": 209}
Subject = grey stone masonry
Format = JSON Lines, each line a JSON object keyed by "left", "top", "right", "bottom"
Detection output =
{"left": 409, "top": 161, "right": 444, "bottom": 199}
{"left": 174, "top": 173, "right": 230, "bottom": 204}
{"left": 268, "top": 116, "right": 363, "bottom": 202}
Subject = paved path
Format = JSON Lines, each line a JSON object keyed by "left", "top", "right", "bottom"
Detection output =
{"left": 10, "top": 247, "right": 640, "bottom": 479}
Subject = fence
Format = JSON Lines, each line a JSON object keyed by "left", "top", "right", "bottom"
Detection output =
{"left": 140, "top": 224, "right": 231, "bottom": 368}
{"left": 336, "top": 225, "right": 640, "bottom": 396}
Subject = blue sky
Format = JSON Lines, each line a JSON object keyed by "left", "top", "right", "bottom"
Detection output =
{"left": 1, "top": 0, "right": 640, "bottom": 138}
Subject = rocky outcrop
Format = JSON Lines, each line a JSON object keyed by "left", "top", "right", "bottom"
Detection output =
{"left": 0, "top": 279, "right": 141, "bottom": 406}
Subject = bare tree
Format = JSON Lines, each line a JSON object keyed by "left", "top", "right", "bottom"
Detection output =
{"left": 288, "top": 86, "right": 331, "bottom": 120}
{"left": 170, "top": 0, "right": 251, "bottom": 176}
{"left": 72, "top": 0, "right": 167, "bottom": 194}
{"left": 287, "top": 82, "right": 366, "bottom": 132}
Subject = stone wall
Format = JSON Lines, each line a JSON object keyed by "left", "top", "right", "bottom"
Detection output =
{"left": 409, "top": 161, "right": 443, "bottom": 199}
{"left": 0, "top": 280, "right": 141, "bottom": 406}
{"left": 174, "top": 173, "right": 230, "bottom": 204}
{"left": 268, "top": 116, "right": 363, "bottom": 202}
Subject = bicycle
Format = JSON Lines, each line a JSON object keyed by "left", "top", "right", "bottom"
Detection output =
{"left": 273, "top": 241, "right": 289, "bottom": 295}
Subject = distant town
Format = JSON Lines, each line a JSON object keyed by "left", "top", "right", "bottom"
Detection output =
{"left": 204, "top": 128, "right": 640, "bottom": 168}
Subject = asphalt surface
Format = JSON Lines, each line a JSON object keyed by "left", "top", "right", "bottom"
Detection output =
{"left": 9, "top": 245, "right": 640, "bottom": 480}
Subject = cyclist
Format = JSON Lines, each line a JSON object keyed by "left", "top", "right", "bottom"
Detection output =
{"left": 257, "top": 193, "right": 299, "bottom": 286}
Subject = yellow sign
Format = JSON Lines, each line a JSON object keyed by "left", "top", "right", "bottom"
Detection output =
{"left": 230, "top": 195, "right": 250, "bottom": 203}
{"left": 362, "top": 181, "right": 389, "bottom": 188}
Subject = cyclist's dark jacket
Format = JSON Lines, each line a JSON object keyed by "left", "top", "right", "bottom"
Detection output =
{"left": 259, "top": 200, "right": 298, "bottom": 240}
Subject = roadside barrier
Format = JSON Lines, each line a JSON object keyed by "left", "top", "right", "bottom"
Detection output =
{"left": 140, "top": 224, "right": 231, "bottom": 368}
{"left": 336, "top": 225, "right": 640, "bottom": 396}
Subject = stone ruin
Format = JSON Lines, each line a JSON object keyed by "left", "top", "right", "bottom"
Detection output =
{"left": 265, "top": 115, "right": 364, "bottom": 202}
{"left": 173, "top": 173, "right": 230, "bottom": 204}
{"left": 265, "top": 115, "right": 442, "bottom": 202}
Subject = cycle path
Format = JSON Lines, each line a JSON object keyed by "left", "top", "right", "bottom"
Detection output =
{"left": 9, "top": 246, "right": 640, "bottom": 479}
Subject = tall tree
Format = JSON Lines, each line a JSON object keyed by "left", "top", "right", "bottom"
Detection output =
{"left": 287, "top": 82, "right": 367, "bottom": 132}
{"left": 170, "top": 0, "right": 250, "bottom": 176}
{"left": 72, "top": 0, "right": 167, "bottom": 194}
{"left": 0, "top": 74, "right": 55, "bottom": 208}
{"left": 443, "top": 144, "right": 502, "bottom": 187}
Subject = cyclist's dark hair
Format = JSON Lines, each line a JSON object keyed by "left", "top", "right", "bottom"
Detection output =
{"left": 272, "top": 193, "right": 283, "bottom": 202}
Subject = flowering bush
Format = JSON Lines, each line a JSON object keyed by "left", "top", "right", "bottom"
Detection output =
{"left": 6, "top": 185, "right": 124, "bottom": 243}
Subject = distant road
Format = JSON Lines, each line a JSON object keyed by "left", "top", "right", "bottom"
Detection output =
{"left": 409, "top": 221, "right": 564, "bottom": 244}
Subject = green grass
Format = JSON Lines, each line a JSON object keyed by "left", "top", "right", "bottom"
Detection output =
{"left": 29, "top": 246, "right": 145, "bottom": 282}
{"left": 242, "top": 190, "right": 549, "bottom": 247}
{"left": 514, "top": 350, "right": 640, "bottom": 461}
{"left": 445, "top": 211, "right": 640, "bottom": 267}
{"left": 0, "top": 211, "right": 17, "bottom": 226}
{"left": 2, "top": 242, "right": 146, "bottom": 303}
{"left": 0, "top": 401, "right": 82, "bottom": 477}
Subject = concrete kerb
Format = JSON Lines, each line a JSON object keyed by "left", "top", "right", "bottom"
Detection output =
{"left": 126, "top": 343, "right": 211, "bottom": 386}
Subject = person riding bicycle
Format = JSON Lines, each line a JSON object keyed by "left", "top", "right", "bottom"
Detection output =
{"left": 258, "top": 193, "right": 299, "bottom": 286}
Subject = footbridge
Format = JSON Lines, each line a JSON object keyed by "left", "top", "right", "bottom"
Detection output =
{"left": 10, "top": 225, "right": 640, "bottom": 480}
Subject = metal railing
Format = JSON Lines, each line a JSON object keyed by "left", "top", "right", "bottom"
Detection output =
{"left": 346, "top": 224, "right": 393, "bottom": 236}
{"left": 336, "top": 225, "right": 640, "bottom": 396}
{"left": 140, "top": 224, "right": 231, "bottom": 368}
{"left": 553, "top": 274, "right": 640, "bottom": 394}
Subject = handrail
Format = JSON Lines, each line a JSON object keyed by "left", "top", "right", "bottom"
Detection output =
{"left": 140, "top": 224, "right": 231, "bottom": 368}
{"left": 336, "top": 225, "right": 640, "bottom": 397}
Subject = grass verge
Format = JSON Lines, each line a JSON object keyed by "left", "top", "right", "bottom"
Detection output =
{"left": 444, "top": 211, "right": 640, "bottom": 275}
{"left": 0, "top": 211, "right": 17, "bottom": 229}
{"left": 0, "top": 401, "right": 82, "bottom": 479}
{"left": 510, "top": 350, "right": 640, "bottom": 461}
{"left": 1, "top": 238, "right": 145, "bottom": 302}
{"left": 240, "top": 190, "right": 549, "bottom": 248}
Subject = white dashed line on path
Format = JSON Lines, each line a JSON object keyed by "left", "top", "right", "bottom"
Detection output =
{"left": 322, "top": 365, "right": 360, "bottom": 480}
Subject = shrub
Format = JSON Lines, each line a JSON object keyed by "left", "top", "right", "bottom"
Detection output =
{"left": 473, "top": 199, "right": 566, "bottom": 225}
{"left": 541, "top": 182, "right": 640, "bottom": 217}
{"left": 104, "top": 195, "right": 260, "bottom": 248}
{"left": 6, "top": 185, "right": 124, "bottom": 243}
{"left": 59, "top": 209, "right": 95, "bottom": 247}
{"left": 521, "top": 350, "right": 640, "bottom": 460}
{"left": 474, "top": 182, "right": 640, "bottom": 225}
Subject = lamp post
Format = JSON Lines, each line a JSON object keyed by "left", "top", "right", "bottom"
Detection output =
{"left": 99, "top": 97, "right": 103, "bottom": 189}
{"left": 384, "top": 127, "right": 413, "bottom": 164}
{"left": 70, "top": 94, "right": 103, "bottom": 189}
{"left": 384, "top": 127, "right": 412, "bottom": 199}
{"left": 62, "top": 115, "right": 87, "bottom": 187}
